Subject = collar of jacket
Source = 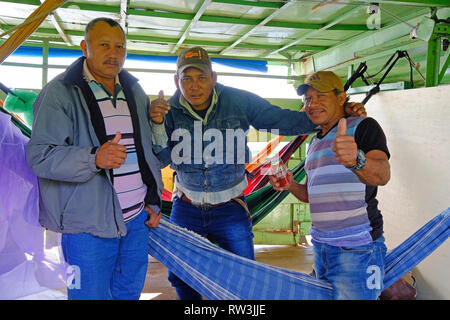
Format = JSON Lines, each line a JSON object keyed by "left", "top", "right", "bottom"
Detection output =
{"left": 62, "top": 56, "right": 138, "bottom": 88}
{"left": 60, "top": 57, "right": 139, "bottom": 147}
{"left": 168, "top": 82, "right": 225, "bottom": 110}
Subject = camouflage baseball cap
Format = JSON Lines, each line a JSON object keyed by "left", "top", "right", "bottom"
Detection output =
{"left": 176, "top": 47, "right": 212, "bottom": 75}
{"left": 297, "top": 71, "right": 345, "bottom": 95}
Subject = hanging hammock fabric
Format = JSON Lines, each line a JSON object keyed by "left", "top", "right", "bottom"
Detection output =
{"left": 245, "top": 135, "right": 285, "bottom": 173}
{"left": 149, "top": 208, "right": 449, "bottom": 300}
{"left": 244, "top": 135, "right": 308, "bottom": 195}
{"left": 0, "top": 112, "right": 67, "bottom": 299}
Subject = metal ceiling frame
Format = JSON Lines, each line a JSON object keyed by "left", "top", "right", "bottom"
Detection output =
{"left": 265, "top": 6, "right": 366, "bottom": 57}
{"left": 0, "top": 0, "right": 448, "bottom": 87}
{"left": 170, "top": 0, "right": 212, "bottom": 54}
{"left": 219, "top": 0, "right": 296, "bottom": 55}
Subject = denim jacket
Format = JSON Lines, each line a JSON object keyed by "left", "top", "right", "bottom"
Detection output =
{"left": 154, "top": 83, "right": 317, "bottom": 202}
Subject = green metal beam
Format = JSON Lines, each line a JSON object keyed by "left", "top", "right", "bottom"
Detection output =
{"left": 0, "top": 0, "right": 372, "bottom": 31}
{"left": 426, "top": 35, "right": 441, "bottom": 87}
{"left": 220, "top": 0, "right": 295, "bottom": 55}
{"left": 0, "top": 39, "right": 294, "bottom": 63}
{"left": 425, "top": 22, "right": 449, "bottom": 87}
{"left": 212, "top": 0, "right": 283, "bottom": 9}
{"left": 126, "top": 33, "right": 327, "bottom": 51}
{"left": 346, "top": 81, "right": 408, "bottom": 95}
{"left": 438, "top": 49, "right": 450, "bottom": 84}
{"left": 42, "top": 40, "right": 48, "bottom": 88}
{"left": 348, "top": 0, "right": 450, "bottom": 7}
{"left": 126, "top": 7, "right": 370, "bottom": 31}
{"left": 266, "top": 6, "right": 365, "bottom": 57}
{"left": 0, "top": 24, "right": 328, "bottom": 53}
{"left": 296, "top": 8, "right": 431, "bottom": 74}
{"left": 171, "top": 0, "right": 212, "bottom": 54}
{"left": 61, "top": 2, "right": 119, "bottom": 13}
{"left": 0, "top": 0, "right": 40, "bottom": 4}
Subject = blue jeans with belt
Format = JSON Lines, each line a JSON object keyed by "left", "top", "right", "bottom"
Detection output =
{"left": 61, "top": 209, "right": 149, "bottom": 300}
{"left": 312, "top": 235, "right": 387, "bottom": 300}
{"left": 168, "top": 195, "right": 255, "bottom": 300}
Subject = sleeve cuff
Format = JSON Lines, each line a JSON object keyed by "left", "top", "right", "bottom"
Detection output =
{"left": 150, "top": 121, "right": 168, "bottom": 146}
{"left": 89, "top": 147, "right": 102, "bottom": 172}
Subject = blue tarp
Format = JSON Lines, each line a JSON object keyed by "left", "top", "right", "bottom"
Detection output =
{"left": 10, "top": 46, "right": 268, "bottom": 73}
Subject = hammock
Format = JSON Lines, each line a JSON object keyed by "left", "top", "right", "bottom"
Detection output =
{"left": 148, "top": 208, "right": 449, "bottom": 300}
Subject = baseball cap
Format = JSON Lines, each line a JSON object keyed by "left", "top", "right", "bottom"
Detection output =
{"left": 297, "top": 71, "right": 345, "bottom": 96}
{"left": 176, "top": 46, "right": 212, "bottom": 75}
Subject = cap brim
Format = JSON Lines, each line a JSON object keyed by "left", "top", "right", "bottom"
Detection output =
{"left": 296, "top": 84, "right": 311, "bottom": 96}
{"left": 178, "top": 63, "right": 211, "bottom": 75}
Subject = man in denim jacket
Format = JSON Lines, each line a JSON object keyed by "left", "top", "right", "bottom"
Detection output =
{"left": 150, "top": 47, "right": 366, "bottom": 300}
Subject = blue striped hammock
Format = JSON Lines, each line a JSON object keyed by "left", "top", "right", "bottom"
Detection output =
{"left": 149, "top": 208, "right": 449, "bottom": 300}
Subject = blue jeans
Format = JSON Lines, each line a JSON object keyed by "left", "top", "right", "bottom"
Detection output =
{"left": 312, "top": 235, "right": 387, "bottom": 300}
{"left": 61, "top": 209, "right": 149, "bottom": 300}
{"left": 168, "top": 195, "right": 255, "bottom": 300}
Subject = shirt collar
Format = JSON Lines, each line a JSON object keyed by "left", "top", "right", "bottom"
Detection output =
{"left": 179, "top": 88, "right": 218, "bottom": 122}
{"left": 83, "top": 60, "right": 120, "bottom": 86}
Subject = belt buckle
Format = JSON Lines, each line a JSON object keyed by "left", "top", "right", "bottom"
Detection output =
{"left": 192, "top": 201, "right": 211, "bottom": 210}
{"left": 198, "top": 203, "right": 212, "bottom": 210}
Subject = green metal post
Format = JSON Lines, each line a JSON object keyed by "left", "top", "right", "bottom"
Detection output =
{"left": 42, "top": 41, "right": 49, "bottom": 88}
{"left": 426, "top": 34, "right": 441, "bottom": 87}
{"left": 438, "top": 50, "right": 450, "bottom": 84}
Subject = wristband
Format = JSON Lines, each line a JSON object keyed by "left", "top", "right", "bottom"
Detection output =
{"left": 349, "top": 149, "right": 366, "bottom": 171}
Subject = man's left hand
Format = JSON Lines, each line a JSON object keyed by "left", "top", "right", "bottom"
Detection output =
{"left": 344, "top": 102, "right": 367, "bottom": 117}
{"left": 332, "top": 118, "right": 358, "bottom": 168}
{"left": 144, "top": 206, "right": 162, "bottom": 228}
{"left": 149, "top": 90, "right": 170, "bottom": 124}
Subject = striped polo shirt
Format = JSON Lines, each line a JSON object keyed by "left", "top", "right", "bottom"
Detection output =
{"left": 84, "top": 61, "right": 147, "bottom": 222}
{"left": 305, "top": 117, "right": 373, "bottom": 247}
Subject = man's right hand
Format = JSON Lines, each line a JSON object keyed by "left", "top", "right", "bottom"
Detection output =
{"left": 268, "top": 170, "right": 294, "bottom": 192}
{"left": 149, "top": 90, "right": 170, "bottom": 124}
{"left": 95, "top": 132, "right": 127, "bottom": 169}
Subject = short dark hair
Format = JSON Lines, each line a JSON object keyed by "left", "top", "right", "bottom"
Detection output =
{"left": 84, "top": 17, "right": 125, "bottom": 42}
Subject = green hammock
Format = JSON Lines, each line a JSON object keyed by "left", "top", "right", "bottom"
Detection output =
{"left": 0, "top": 104, "right": 32, "bottom": 138}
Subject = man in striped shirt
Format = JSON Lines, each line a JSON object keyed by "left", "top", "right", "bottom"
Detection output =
{"left": 27, "top": 18, "right": 164, "bottom": 300}
{"left": 270, "top": 71, "right": 391, "bottom": 300}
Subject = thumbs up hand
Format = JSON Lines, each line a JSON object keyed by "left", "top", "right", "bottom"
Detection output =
{"left": 111, "top": 131, "right": 122, "bottom": 144}
{"left": 95, "top": 131, "right": 127, "bottom": 169}
{"left": 332, "top": 118, "right": 358, "bottom": 168}
{"left": 149, "top": 90, "right": 170, "bottom": 124}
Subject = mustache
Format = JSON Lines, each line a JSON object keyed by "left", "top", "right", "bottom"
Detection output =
{"left": 103, "top": 60, "right": 120, "bottom": 66}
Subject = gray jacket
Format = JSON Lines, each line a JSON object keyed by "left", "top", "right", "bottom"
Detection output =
{"left": 26, "top": 57, "right": 164, "bottom": 238}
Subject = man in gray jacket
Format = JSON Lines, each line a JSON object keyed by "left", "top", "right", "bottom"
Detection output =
{"left": 26, "top": 18, "right": 165, "bottom": 300}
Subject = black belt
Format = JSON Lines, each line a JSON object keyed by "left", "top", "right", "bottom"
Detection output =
{"left": 181, "top": 193, "right": 249, "bottom": 215}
